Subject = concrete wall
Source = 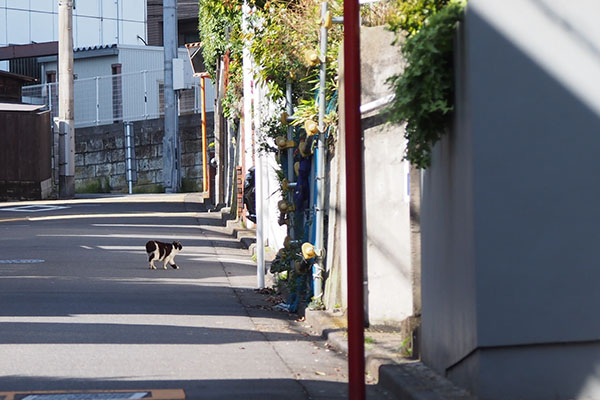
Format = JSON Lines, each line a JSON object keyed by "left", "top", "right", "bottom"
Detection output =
{"left": 421, "top": 1, "right": 600, "bottom": 398}
{"left": 361, "top": 27, "right": 412, "bottom": 326}
{"left": 74, "top": 113, "right": 214, "bottom": 192}
{"left": 326, "top": 26, "right": 413, "bottom": 326}
{"left": 363, "top": 115, "right": 412, "bottom": 325}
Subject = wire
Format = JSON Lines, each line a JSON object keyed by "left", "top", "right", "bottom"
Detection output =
{"left": 1, "top": 6, "right": 145, "bottom": 24}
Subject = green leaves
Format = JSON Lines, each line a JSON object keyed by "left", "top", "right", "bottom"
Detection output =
{"left": 198, "top": 0, "right": 242, "bottom": 78}
{"left": 388, "top": 0, "right": 450, "bottom": 39}
{"left": 198, "top": 0, "right": 247, "bottom": 119}
{"left": 249, "top": 0, "right": 343, "bottom": 103}
{"left": 387, "top": 0, "right": 466, "bottom": 168}
{"left": 198, "top": 0, "right": 342, "bottom": 121}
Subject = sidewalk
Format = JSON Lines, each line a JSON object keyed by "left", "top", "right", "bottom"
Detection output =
{"left": 302, "top": 310, "right": 476, "bottom": 400}
{"left": 212, "top": 206, "right": 476, "bottom": 400}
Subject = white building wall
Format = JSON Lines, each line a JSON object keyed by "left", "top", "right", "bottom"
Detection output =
{"left": 421, "top": 1, "right": 600, "bottom": 398}
{"left": 39, "top": 53, "right": 119, "bottom": 126}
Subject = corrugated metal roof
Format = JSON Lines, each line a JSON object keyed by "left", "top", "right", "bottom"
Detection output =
{"left": 0, "top": 102, "right": 45, "bottom": 112}
{"left": 38, "top": 44, "right": 119, "bottom": 63}
{"left": 74, "top": 44, "right": 118, "bottom": 52}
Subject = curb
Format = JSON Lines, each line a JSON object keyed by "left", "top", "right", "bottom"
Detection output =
{"left": 215, "top": 207, "right": 257, "bottom": 251}
{"left": 304, "top": 310, "right": 476, "bottom": 400}
{"left": 210, "top": 207, "right": 475, "bottom": 399}
{"left": 223, "top": 219, "right": 257, "bottom": 251}
{"left": 376, "top": 361, "right": 477, "bottom": 400}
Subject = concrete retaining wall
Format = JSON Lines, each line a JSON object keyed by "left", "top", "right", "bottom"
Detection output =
{"left": 74, "top": 113, "right": 214, "bottom": 192}
{"left": 326, "top": 26, "right": 413, "bottom": 327}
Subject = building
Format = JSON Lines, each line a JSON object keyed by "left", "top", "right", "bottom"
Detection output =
{"left": 0, "top": 69, "right": 34, "bottom": 103}
{"left": 0, "top": 0, "right": 147, "bottom": 75}
{"left": 420, "top": 1, "right": 600, "bottom": 398}
{"left": 0, "top": 70, "right": 51, "bottom": 200}
{"left": 26, "top": 44, "right": 212, "bottom": 128}
{"left": 146, "top": 0, "right": 199, "bottom": 47}
{"left": 1, "top": 0, "right": 211, "bottom": 129}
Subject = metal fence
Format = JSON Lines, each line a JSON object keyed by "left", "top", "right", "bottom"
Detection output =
{"left": 22, "top": 69, "right": 215, "bottom": 128}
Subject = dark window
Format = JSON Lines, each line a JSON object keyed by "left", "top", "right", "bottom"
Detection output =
{"left": 46, "top": 70, "right": 56, "bottom": 83}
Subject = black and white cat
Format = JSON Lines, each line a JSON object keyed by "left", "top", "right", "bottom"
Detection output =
{"left": 145, "top": 240, "right": 182, "bottom": 270}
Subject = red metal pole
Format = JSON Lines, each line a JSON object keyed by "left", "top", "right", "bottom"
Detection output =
{"left": 343, "top": 1, "right": 365, "bottom": 399}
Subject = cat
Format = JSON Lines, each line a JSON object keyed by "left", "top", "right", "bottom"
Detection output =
{"left": 145, "top": 240, "right": 182, "bottom": 270}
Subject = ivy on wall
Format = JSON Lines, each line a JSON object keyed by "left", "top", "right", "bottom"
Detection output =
{"left": 387, "top": 0, "right": 466, "bottom": 168}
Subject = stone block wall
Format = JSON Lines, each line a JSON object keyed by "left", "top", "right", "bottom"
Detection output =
{"left": 74, "top": 113, "right": 214, "bottom": 192}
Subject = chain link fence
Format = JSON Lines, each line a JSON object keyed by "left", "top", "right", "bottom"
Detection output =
{"left": 22, "top": 69, "right": 215, "bottom": 128}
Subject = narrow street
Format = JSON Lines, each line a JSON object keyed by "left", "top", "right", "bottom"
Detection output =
{"left": 0, "top": 194, "right": 390, "bottom": 399}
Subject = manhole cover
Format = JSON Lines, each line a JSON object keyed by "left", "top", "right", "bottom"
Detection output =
{"left": 0, "top": 205, "right": 70, "bottom": 212}
{"left": 0, "top": 259, "right": 45, "bottom": 264}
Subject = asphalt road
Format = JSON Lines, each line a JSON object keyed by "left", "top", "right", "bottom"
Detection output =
{"left": 0, "top": 194, "right": 392, "bottom": 400}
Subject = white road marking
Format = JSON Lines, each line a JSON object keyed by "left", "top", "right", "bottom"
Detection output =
{"left": 92, "top": 223, "right": 204, "bottom": 229}
{"left": 0, "top": 205, "right": 69, "bottom": 212}
{"left": 37, "top": 233, "right": 237, "bottom": 242}
{"left": 28, "top": 212, "right": 202, "bottom": 221}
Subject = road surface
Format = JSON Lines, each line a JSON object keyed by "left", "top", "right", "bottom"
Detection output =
{"left": 0, "top": 194, "right": 391, "bottom": 400}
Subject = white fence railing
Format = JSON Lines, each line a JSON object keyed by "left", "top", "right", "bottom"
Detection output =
{"left": 22, "top": 69, "right": 215, "bottom": 128}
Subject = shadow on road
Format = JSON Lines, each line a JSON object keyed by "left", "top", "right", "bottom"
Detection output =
{"left": 0, "top": 321, "right": 309, "bottom": 345}
{"left": 0, "top": 376, "right": 352, "bottom": 400}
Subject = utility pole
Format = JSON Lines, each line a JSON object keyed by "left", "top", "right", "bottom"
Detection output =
{"left": 163, "top": 0, "right": 179, "bottom": 193}
{"left": 58, "top": 0, "right": 75, "bottom": 198}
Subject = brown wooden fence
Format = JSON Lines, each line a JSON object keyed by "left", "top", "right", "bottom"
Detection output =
{"left": 0, "top": 110, "right": 51, "bottom": 200}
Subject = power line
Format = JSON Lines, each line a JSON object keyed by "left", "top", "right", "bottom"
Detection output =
{"left": 1, "top": 6, "right": 145, "bottom": 24}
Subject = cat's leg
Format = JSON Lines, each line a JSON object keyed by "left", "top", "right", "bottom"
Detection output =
{"left": 148, "top": 253, "right": 157, "bottom": 269}
{"left": 165, "top": 254, "right": 179, "bottom": 269}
